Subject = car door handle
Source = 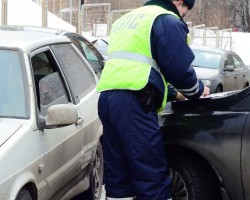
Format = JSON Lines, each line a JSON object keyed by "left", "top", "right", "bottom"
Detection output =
{"left": 76, "top": 117, "right": 84, "bottom": 125}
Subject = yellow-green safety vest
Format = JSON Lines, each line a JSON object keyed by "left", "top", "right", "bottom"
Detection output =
{"left": 97, "top": 5, "right": 180, "bottom": 112}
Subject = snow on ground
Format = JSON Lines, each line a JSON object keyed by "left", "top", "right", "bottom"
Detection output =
{"left": 231, "top": 32, "right": 250, "bottom": 66}
{"left": 100, "top": 186, "right": 106, "bottom": 200}
{"left": 0, "top": 0, "right": 76, "bottom": 32}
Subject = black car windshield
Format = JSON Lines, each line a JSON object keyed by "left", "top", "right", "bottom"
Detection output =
{"left": 0, "top": 49, "right": 28, "bottom": 118}
{"left": 192, "top": 50, "right": 222, "bottom": 69}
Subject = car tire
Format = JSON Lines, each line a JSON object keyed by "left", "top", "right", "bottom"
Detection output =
{"left": 16, "top": 189, "right": 32, "bottom": 200}
{"left": 215, "top": 86, "right": 222, "bottom": 93}
{"left": 82, "top": 141, "right": 104, "bottom": 200}
{"left": 168, "top": 152, "right": 221, "bottom": 200}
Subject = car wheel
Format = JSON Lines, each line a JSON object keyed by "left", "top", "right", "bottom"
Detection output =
{"left": 16, "top": 189, "right": 32, "bottom": 200}
{"left": 82, "top": 141, "right": 104, "bottom": 200}
{"left": 215, "top": 86, "right": 222, "bottom": 93}
{"left": 168, "top": 153, "right": 221, "bottom": 200}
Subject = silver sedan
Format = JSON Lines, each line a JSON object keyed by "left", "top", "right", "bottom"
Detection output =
{"left": 0, "top": 29, "right": 103, "bottom": 200}
{"left": 191, "top": 45, "right": 250, "bottom": 93}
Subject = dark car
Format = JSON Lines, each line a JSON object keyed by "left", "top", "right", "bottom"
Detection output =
{"left": 191, "top": 45, "right": 250, "bottom": 93}
{"left": 159, "top": 88, "right": 250, "bottom": 200}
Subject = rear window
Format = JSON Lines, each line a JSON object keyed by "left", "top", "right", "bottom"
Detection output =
{"left": 51, "top": 44, "right": 96, "bottom": 102}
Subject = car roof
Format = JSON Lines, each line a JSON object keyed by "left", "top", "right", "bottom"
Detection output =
{"left": 0, "top": 25, "right": 98, "bottom": 45}
{"left": 0, "top": 25, "right": 90, "bottom": 38}
{"left": 0, "top": 27, "right": 71, "bottom": 52}
{"left": 190, "top": 45, "right": 233, "bottom": 54}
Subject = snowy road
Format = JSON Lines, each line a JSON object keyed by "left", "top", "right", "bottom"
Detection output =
{"left": 100, "top": 186, "right": 106, "bottom": 200}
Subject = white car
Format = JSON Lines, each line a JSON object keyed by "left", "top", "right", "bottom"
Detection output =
{"left": 0, "top": 29, "right": 103, "bottom": 200}
{"left": 1, "top": 26, "right": 106, "bottom": 79}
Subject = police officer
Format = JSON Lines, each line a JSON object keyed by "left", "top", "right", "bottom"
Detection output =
{"left": 97, "top": 0, "right": 210, "bottom": 199}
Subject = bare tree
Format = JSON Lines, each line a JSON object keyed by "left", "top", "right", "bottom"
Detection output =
{"left": 185, "top": 0, "right": 206, "bottom": 25}
{"left": 227, "top": 0, "right": 250, "bottom": 31}
{"left": 47, "top": 0, "right": 250, "bottom": 32}
{"left": 186, "top": 0, "right": 232, "bottom": 29}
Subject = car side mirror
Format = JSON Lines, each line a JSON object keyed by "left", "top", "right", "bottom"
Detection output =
{"left": 224, "top": 65, "right": 234, "bottom": 72}
{"left": 46, "top": 104, "right": 78, "bottom": 125}
{"left": 38, "top": 104, "right": 79, "bottom": 130}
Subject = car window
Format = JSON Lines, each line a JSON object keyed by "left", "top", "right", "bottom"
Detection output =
{"left": 32, "top": 51, "right": 54, "bottom": 76}
{"left": 66, "top": 36, "right": 87, "bottom": 58}
{"left": 31, "top": 50, "right": 70, "bottom": 116}
{"left": 0, "top": 49, "right": 28, "bottom": 118}
{"left": 66, "top": 36, "right": 103, "bottom": 78}
{"left": 51, "top": 44, "right": 96, "bottom": 102}
{"left": 77, "top": 38, "right": 104, "bottom": 77}
{"left": 192, "top": 50, "right": 222, "bottom": 69}
{"left": 224, "top": 54, "right": 234, "bottom": 68}
{"left": 79, "top": 39, "right": 99, "bottom": 63}
{"left": 39, "top": 72, "right": 69, "bottom": 116}
{"left": 232, "top": 54, "right": 243, "bottom": 69}
{"left": 93, "top": 39, "right": 108, "bottom": 59}
{"left": 67, "top": 35, "right": 101, "bottom": 64}
{"left": 224, "top": 58, "right": 229, "bottom": 68}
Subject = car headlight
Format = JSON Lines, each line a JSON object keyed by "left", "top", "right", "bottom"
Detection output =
{"left": 201, "top": 79, "right": 211, "bottom": 87}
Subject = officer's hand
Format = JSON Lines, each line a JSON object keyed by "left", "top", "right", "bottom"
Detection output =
{"left": 201, "top": 86, "right": 210, "bottom": 97}
{"left": 175, "top": 92, "right": 186, "bottom": 101}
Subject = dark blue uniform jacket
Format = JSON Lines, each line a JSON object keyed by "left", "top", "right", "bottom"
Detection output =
{"left": 148, "top": 11, "right": 204, "bottom": 101}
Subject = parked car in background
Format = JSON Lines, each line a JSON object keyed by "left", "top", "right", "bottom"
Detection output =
{"left": 0, "top": 29, "right": 103, "bottom": 200}
{"left": 191, "top": 45, "right": 250, "bottom": 93}
{"left": 0, "top": 26, "right": 105, "bottom": 78}
{"left": 160, "top": 88, "right": 250, "bottom": 200}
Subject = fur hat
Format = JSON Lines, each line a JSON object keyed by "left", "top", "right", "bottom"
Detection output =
{"left": 184, "top": 0, "right": 195, "bottom": 10}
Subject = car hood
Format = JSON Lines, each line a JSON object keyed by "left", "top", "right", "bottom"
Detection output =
{"left": 0, "top": 118, "right": 23, "bottom": 147}
{"left": 194, "top": 67, "right": 218, "bottom": 79}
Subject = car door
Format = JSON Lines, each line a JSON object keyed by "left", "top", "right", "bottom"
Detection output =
{"left": 31, "top": 46, "right": 85, "bottom": 199}
{"left": 223, "top": 54, "right": 237, "bottom": 91}
{"left": 231, "top": 53, "right": 248, "bottom": 90}
{"left": 50, "top": 44, "right": 101, "bottom": 162}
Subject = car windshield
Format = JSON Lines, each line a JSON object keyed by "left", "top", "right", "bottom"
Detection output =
{"left": 192, "top": 50, "right": 222, "bottom": 69}
{"left": 0, "top": 49, "right": 28, "bottom": 118}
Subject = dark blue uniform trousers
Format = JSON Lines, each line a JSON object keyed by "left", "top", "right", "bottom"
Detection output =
{"left": 98, "top": 90, "right": 172, "bottom": 200}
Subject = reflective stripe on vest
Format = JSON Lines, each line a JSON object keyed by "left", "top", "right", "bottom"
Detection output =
{"left": 107, "top": 51, "right": 160, "bottom": 72}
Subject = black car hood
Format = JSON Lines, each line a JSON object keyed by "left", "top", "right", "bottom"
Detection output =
{"left": 165, "top": 87, "right": 250, "bottom": 114}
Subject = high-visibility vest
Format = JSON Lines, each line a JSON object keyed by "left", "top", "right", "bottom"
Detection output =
{"left": 97, "top": 5, "right": 179, "bottom": 112}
